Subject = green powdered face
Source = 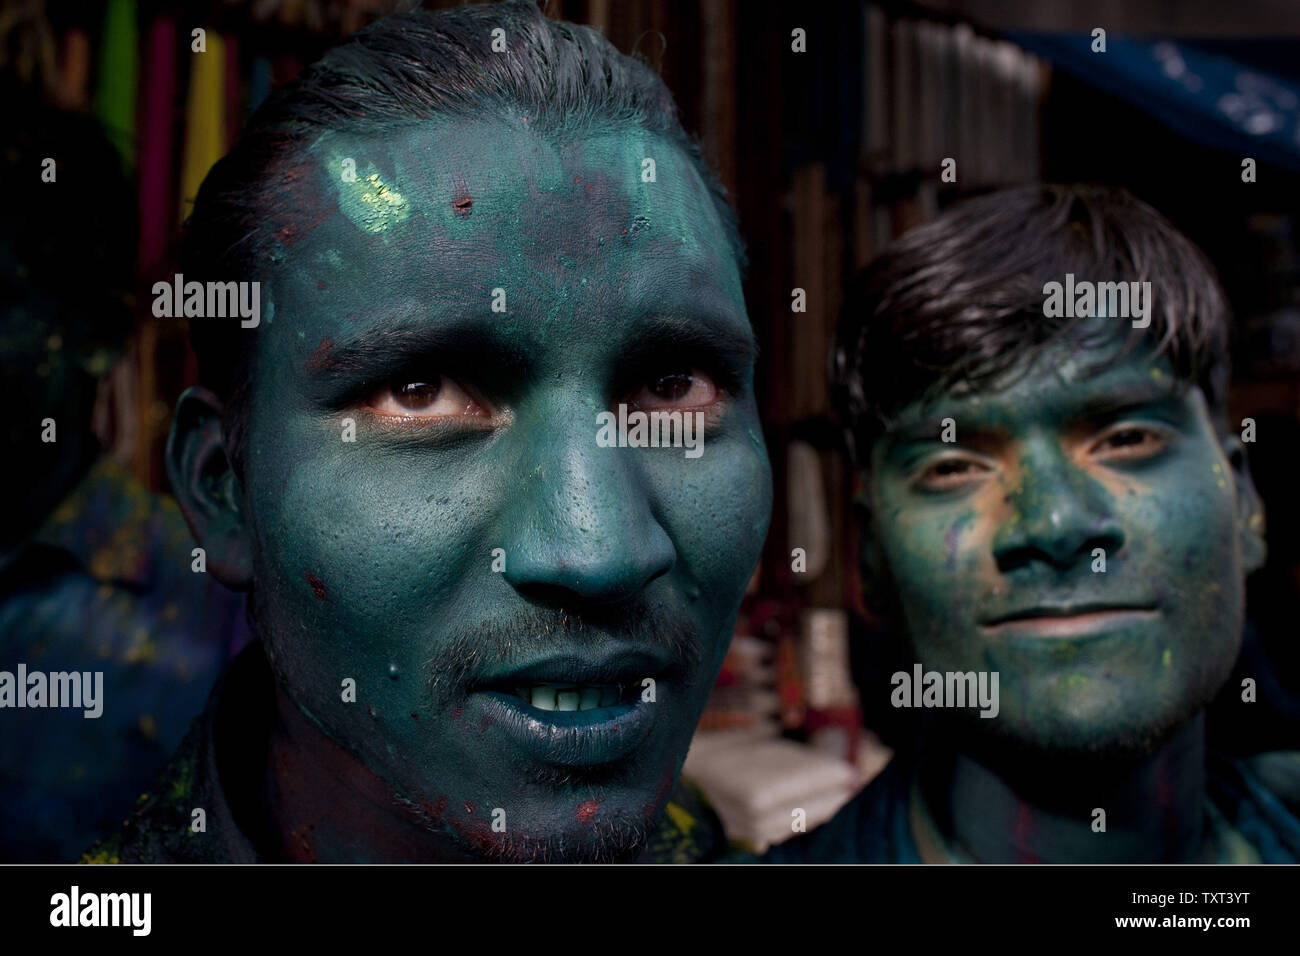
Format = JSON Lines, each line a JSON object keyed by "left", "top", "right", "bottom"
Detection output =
{"left": 867, "top": 338, "right": 1255, "bottom": 758}
{"left": 234, "top": 114, "right": 770, "bottom": 859}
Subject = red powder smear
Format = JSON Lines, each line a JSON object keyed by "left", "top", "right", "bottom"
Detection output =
{"left": 421, "top": 795, "right": 448, "bottom": 825}
{"left": 469, "top": 822, "right": 499, "bottom": 854}
{"left": 304, "top": 338, "right": 334, "bottom": 373}
{"left": 452, "top": 704, "right": 463, "bottom": 721}
{"left": 451, "top": 172, "right": 473, "bottom": 219}
{"left": 410, "top": 711, "right": 419, "bottom": 721}
{"left": 305, "top": 572, "right": 328, "bottom": 600}
{"left": 278, "top": 226, "right": 295, "bottom": 245}
{"left": 317, "top": 280, "right": 327, "bottom": 290}
{"left": 577, "top": 800, "right": 599, "bottom": 824}
{"left": 1015, "top": 802, "right": 1041, "bottom": 864}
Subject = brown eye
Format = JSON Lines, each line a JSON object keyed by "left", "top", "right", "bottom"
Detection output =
{"left": 915, "top": 456, "right": 990, "bottom": 491}
{"left": 394, "top": 380, "right": 441, "bottom": 410}
{"left": 629, "top": 369, "right": 719, "bottom": 410}
{"left": 365, "top": 375, "right": 487, "bottom": 419}
{"left": 1091, "top": 426, "right": 1168, "bottom": 462}
{"left": 652, "top": 373, "right": 695, "bottom": 401}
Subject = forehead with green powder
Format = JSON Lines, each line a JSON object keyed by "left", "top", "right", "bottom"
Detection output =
{"left": 256, "top": 115, "right": 735, "bottom": 337}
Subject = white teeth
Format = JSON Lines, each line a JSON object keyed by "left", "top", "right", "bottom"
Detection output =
{"left": 516, "top": 683, "right": 619, "bottom": 711}
{"left": 530, "top": 686, "right": 557, "bottom": 711}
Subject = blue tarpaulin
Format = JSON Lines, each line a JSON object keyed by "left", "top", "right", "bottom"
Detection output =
{"left": 1007, "top": 33, "right": 1300, "bottom": 174}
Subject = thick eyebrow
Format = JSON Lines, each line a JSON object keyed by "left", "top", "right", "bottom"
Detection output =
{"left": 1063, "top": 383, "right": 1190, "bottom": 425}
{"left": 884, "top": 418, "right": 970, "bottom": 447}
{"left": 617, "top": 311, "right": 758, "bottom": 374}
{"left": 303, "top": 316, "right": 532, "bottom": 391}
{"left": 302, "top": 307, "right": 757, "bottom": 406}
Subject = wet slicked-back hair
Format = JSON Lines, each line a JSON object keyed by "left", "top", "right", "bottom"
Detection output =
{"left": 184, "top": 0, "right": 744, "bottom": 478}
{"left": 830, "top": 184, "right": 1231, "bottom": 466}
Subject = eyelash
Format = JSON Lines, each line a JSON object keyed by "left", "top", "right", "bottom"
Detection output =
{"left": 1087, "top": 424, "right": 1172, "bottom": 462}
{"left": 912, "top": 455, "right": 992, "bottom": 492}
{"left": 911, "top": 423, "right": 1173, "bottom": 491}
{"left": 356, "top": 364, "right": 733, "bottom": 424}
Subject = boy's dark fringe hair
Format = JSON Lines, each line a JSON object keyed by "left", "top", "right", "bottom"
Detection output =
{"left": 829, "top": 183, "right": 1231, "bottom": 466}
{"left": 182, "top": 0, "right": 745, "bottom": 478}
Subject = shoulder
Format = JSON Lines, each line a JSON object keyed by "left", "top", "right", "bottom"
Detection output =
{"left": 82, "top": 718, "right": 210, "bottom": 863}
{"left": 641, "top": 777, "right": 730, "bottom": 863}
{"left": 1207, "top": 750, "right": 1300, "bottom": 863}
{"left": 759, "top": 754, "right": 916, "bottom": 864}
{"left": 82, "top": 643, "right": 272, "bottom": 864}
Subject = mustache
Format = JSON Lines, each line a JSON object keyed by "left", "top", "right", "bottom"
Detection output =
{"left": 423, "top": 601, "right": 703, "bottom": 707}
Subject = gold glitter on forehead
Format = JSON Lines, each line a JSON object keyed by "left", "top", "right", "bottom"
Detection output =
{"left": 330, "top": 156, "right": 411, "bottom": 234}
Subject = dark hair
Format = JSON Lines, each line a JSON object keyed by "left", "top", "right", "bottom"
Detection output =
{"left": 829, "top": 184, "right": 1231, "bottom": 466}
{"left": 184, "top": 0, "right": 745, "bottom": 478}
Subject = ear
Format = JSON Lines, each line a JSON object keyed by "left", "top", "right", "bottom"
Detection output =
{"left": 851, "top": 479, "right": 891, "bottom": 615}
{"left": 166, "top": 386, "right": 253, "bottom": 589}
{"left": 1222, "top": 432, "right": 1266, "bottom": 576}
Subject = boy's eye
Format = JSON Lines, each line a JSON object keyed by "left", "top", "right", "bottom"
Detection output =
{"left": 628, "top": 369, "right": 720, "bottom": 409}
{"left": 1090, "top": 426, "right": 1168, "bottom": 461}
{"left": 915, "top": 456, "right": 991, "bottom": 491}
{"left": 366, "top": 375, "right": 487, "bottom": 418}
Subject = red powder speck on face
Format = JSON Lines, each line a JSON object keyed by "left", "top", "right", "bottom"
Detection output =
{"left": 317, "top": 280, "right": 327, "bottom": 290}
{"left": 577, "top": 800, "right": 599, "bottom": 824}
{"left": 305, "top": 572, "right": 327, "bottom": 600}
{"left": 304, "top": 339, "right": 334, "bottom": 373}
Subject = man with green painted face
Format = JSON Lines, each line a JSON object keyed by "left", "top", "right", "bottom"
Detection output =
{"left": 766, "top": 184, "right": 1300, "bottom": 864}
{"left": 87, "top": 1, "right": 771, "bottom": 864}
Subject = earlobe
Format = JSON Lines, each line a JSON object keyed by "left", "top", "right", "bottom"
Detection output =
{"left": 852, "top": 484, "right": 890, "bottom": 614}
{"left": 166, "top": 386, "right": 254, "bottom": 589}
{"left": 1222, "top": 434, "right": 1267, "bottom": 576}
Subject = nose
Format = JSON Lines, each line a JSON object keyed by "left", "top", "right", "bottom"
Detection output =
{"left": 992, "top": 437, "right": 1124, "bottom": 574}
{"left": 498, "top": 395, "right": 676, "bottom": 605}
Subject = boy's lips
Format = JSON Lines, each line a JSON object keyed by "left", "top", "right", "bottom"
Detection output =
{"left": 981, "top": 603, "right": 1159, "bottom": 637}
